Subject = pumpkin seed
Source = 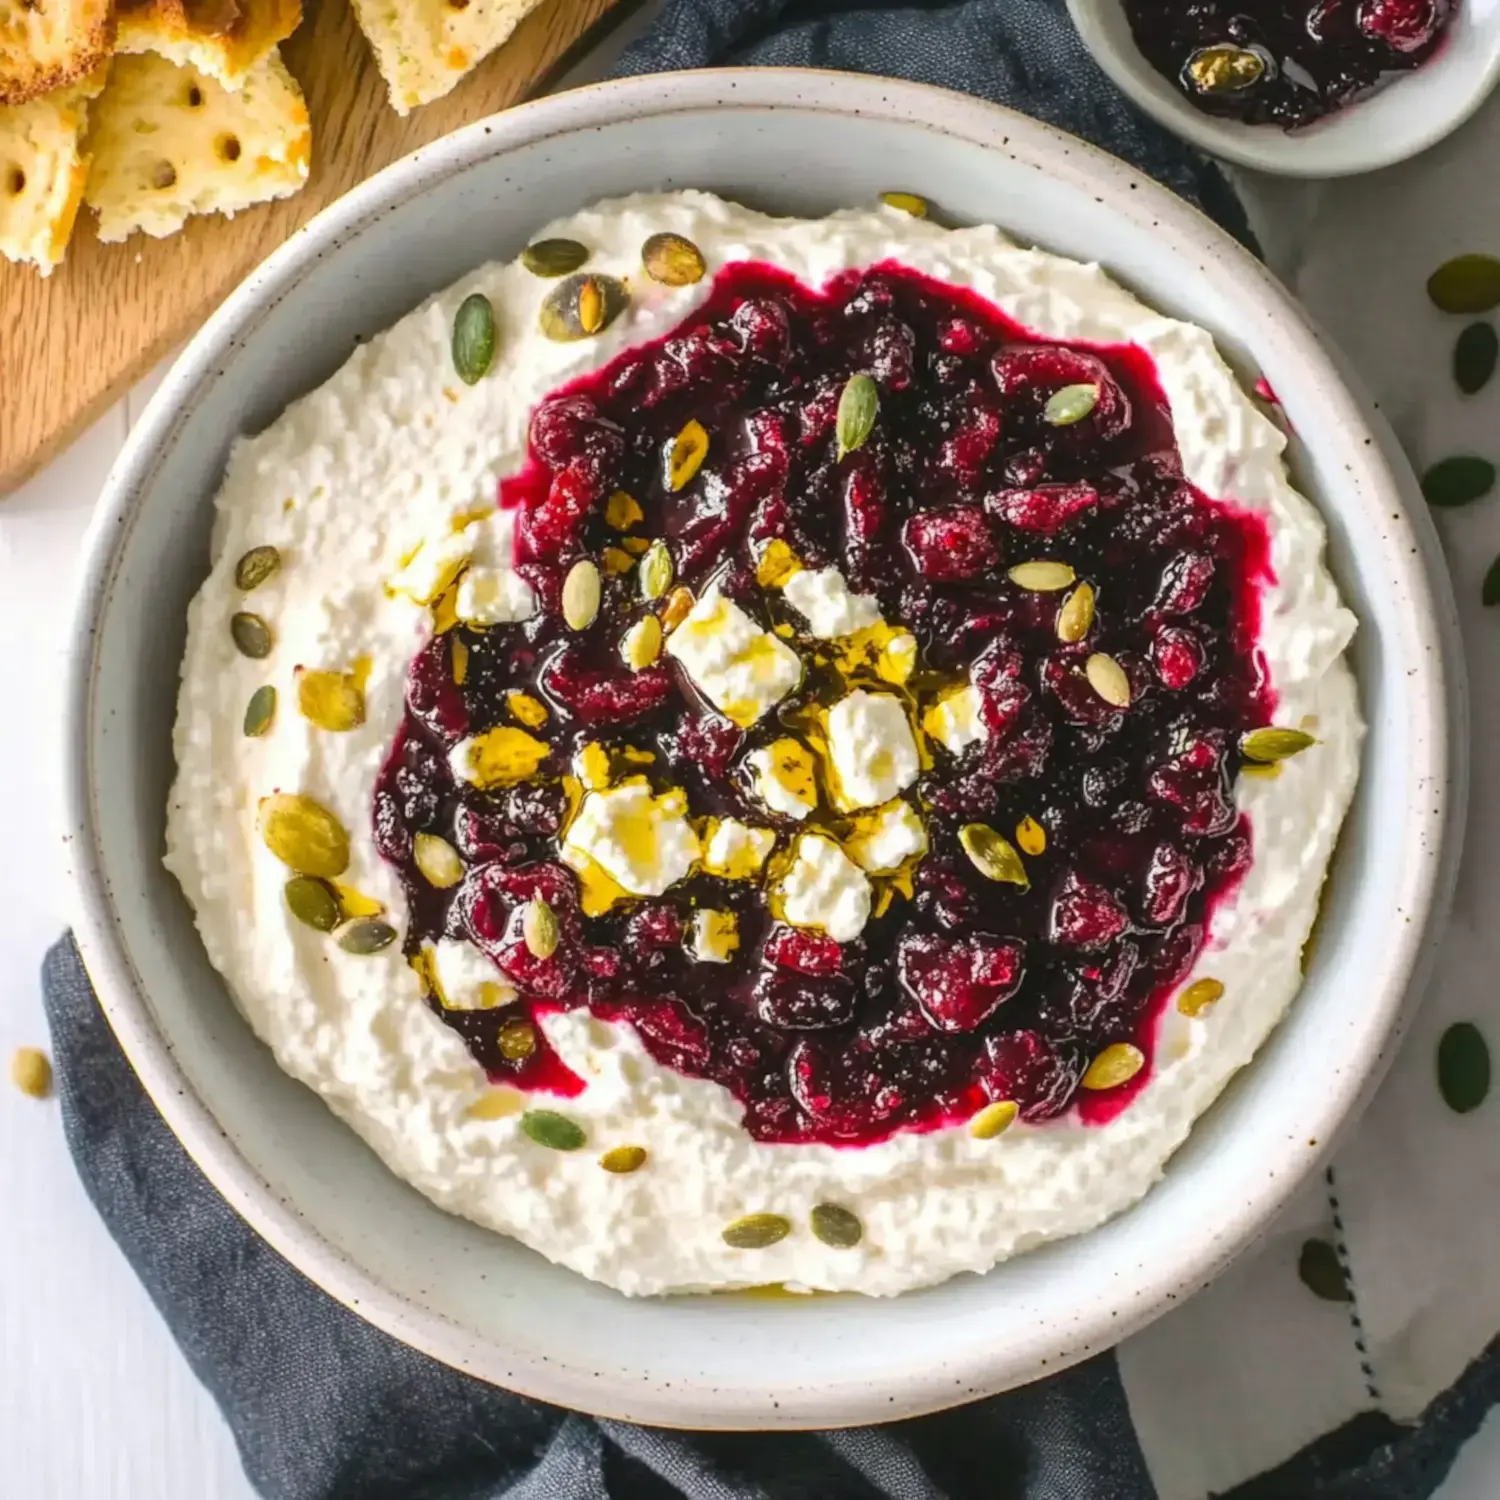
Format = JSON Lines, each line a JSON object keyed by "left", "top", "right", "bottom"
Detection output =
{"left": 284, "top": 875, "right": 340, "bottom": 932}
{"left": 235, "top": 545, "right": 282, "bottom": 591}
{"left": 1056, "top": 581, "right": 1095, "bottom": 642}
{"left": 1454, "top": 322, "right": 1498, "bottom": 394}
{"left": 1428, "top": 254, "right": 1500, "bottom": 314}
{"left": 969, "top": 1100, "right": 1018, "bottom": 1139}
{"left": 642, "top": 231, "right": 707, "bottom": 286}
{"left": 879, "top": 191, "right": 928, "bottom": 218}
{"left": 1043, "top": 383, "right": 1100, "bottom": 426}
{"left": 497, "top": 1017, "right": 538, "bottom": 1061}
{"left": 1241, "top": 727, "right": 1316, "bottom": 762}
{"left": 258, "top": 793, "right": 350, "bottom": 877}
{"left": 659, "top": 585, "right": 695, "bottom": 633}
{"left": 1177, "top": 977, "right": 1225, "bottom": 1017}
{"left": 959, "top": 823, "right": 1029, "bottom": 889}
{"left": 522, "top": 896, "right": 559, "bottom": 960}
{"left": 451, "top": 638, "right": 469, "bottom": 685}
{"left": 1438, "top": 1021, "right": 1491, "bottom": 1113}
{"left": 468, "top": 1088, "right": 524, "bottom": 1121}
{"left": 296, "top": 667, "right": 365, "bottom": 732}
{"left": 243, "top": 684, "right": 276, "bottom": 737}
{"left": 1085, "top": 652, "right": 1131, "bottom": 708}
{"left": 599, "top": 1144, "right": 648, "bottom": 1173}
{"left": 520, "top": 237, "right": 589, "bottom": 277}
{"left": 721, "top": 1213, "right": 792, "bottom": 1249}
{"left": 621, "top": 614, "right": 664, "bottom": 671}
{"left": 836, "top": 372, "right": 878, "bottom": 459}
{"left": 1298, "top": 1238, "right": 1351, "bottom": 1302}
{"left": 1081, "top": 1043, "right": 1144, "bottom": 1091}
{"left": 521, "top": 1109, "right": 586, "bottom": 1150}
{"left": 452, "top": 293, "right": 496, "bottom": 385}
{"left": 336, "top": 918, "right": 397, "bottom": 955}
{"left": 231, "top": 611, "right": 273, "bottom": 658}
{"left": 10, "top": 1046, "right": 51, "bottom": 1099}
{"left": 1422, "top": 455, "right": 1495, "bottom": 508}
{"left": 562, "top": 559, "right": 602, "bottom": 630}
{"left": 605, "top": 490, "right": 644, "bottom": 530}
{"left": 809, "top": 1202, "right": 863, "bottom": 1248}
{"left": 666, "top": 420, "right": 709, "bottom": 491}
{"left": 414, "top": 832, "right": 463, "bottom": 889}
{"left": 1008, "top": 560, "right": 1075, "bottom": 591}
{"left": 1015, "top": 816, "right": 1046, "bottom": 857}
{"left": 1485, "top": 554, "right": 1500, "bottom": 607}
{"left": 538, "top": 273, "right": 628, "bottom": 341}
{"left": 639, "top": 540, "right": 674, "bottom": 600}
{"left": 1185, "top": 43, "right": 1266, "bottom": 94}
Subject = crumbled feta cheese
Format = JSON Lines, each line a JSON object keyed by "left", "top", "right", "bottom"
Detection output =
{"left": 847, "top": 799, "right": 928, "bottom": 874}
{"left": 665, "top": 583, "right": 801, "bottom": 726}
{"left": 923, "top": 684, "right": 989, "bottom": 755}
{"left": 389, "top": 531, "right": 472, "bottom": 604}
{"left": 778, "top": 834, "right": 872, "bottom": 942}
{"left": 826, "top": 690, "right": 920, "bottom": 810}
{"left": 688, "top": 909, "right": 740, "bottom": 963}
{"left": 701, "top": 818, "right": 776, "bottom": 879}
{"left": 456, "top": 566, "right": 536, "bottom": 625}
{"left": 879, "top": 629, "right": 919, "bottom": 684}
{"left": 562, "top": 782, "right": 700, "bottom": 897}
{"left": 783, "top": 566, "right": 882, "bottom": 639}
{"left": 747, "top": 738, "right": 819, "bottom": 820}
{"left": 428, "top": 938, "right": 516, "bottom": 1010}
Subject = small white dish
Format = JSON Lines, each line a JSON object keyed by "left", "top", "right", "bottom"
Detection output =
{"left": 1068, "top": 0, "right": 1500, "bottom": 176}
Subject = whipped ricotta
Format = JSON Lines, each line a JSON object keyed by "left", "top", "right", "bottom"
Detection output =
{"left": 165, "top": 191, "right": 1361, "bottom": 1297}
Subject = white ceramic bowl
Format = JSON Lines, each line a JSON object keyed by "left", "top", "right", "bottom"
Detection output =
{"left": 64, "top": 69, "right": 1463, "bottom": 1427}
{"left": 1068, "top": 0, "right": 1500, "bottom": 176}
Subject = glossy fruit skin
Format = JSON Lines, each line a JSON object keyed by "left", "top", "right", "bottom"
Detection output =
{"left": 372, "top": 260, "right": 1273, "bottom": 1143}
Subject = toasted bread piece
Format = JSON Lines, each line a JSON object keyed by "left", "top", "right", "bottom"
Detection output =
{"left": 116, "top": 0, "right": 302, "bottom": 91}
{"left": 349, "top": 0, "right": 547, "bottom": 114}
{"left": 0, "top": 65, "right": 105, "bottom": 273}
{"left": 84, "top": 49, "right": 309, "bottom": 242}
{"left": 0, "top": 0, "right": 114, "bottom": 104}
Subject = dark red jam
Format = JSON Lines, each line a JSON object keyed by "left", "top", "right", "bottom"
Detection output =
{"left": 1124, "top": 0, "right": 1456, "bottom": 129}
{"left": 373, "top": 261, "right": 1275, "bottom": 1145}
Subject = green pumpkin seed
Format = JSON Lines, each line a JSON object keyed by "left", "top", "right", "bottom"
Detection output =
{"left": 639, "top": 540, "right": 674, "bottom": 601}
{"left": 1423, "top": 455, "right": 1496, "bottom": 508}
{"left": 1056, "top": 582, "right": 1095, "bottom": 643}
{"left": 1428, "top": 254, "right": 1500, "bottom": 315}
{"left": 497, "top": 1017, "right": 537, "bottom": 1061}
{"left": 836, "top": 373, "right": 878, "bottom": 459}
{"left": 1454, "top": 321, "right": 1498, "bottom": 394}
{"left": 721, "top": 1212, "right": 792, "bottom": 1249}
{"left": 336, "top": 918, "right": 397, "bottom": 955}
{"left": 1008, "top": 560, "right": 1075, "bottom": 591}
{"left": 959, "top": 823, "right": 1029, "bottom": 889}
{"left": 1185, "top": 44, "right": 1266, "bottom": 94}
{"left": 1084, "top": 652, "right": 1131, "bottom": 708}
{"left": 522, "top": 897, "right": 559, "bottom": 960}
{"left": 1438, "top": 1021, "right": 1491, "bottom": 1113}
{"left": 521, "top": 1109, "right": 587, "bottom": 1150}
{"left": 231, "top": 611, "right": 273, "bottom": 659}
{"left": 243, "top": 684, "right": 276, "bottom": 737}
{"left": 1081, "top": 1042, "right": 1144, "bottom": 1091}
{"left": 235, "top": 545, "right": 282, "bottom": 591}
{"left": 1484, "top": 553, "right": 1500, "bottom": 607}
{"left": 538, "top": 273, "right": 628, "bottom": 342}
{"left": 599, "top": 1144, "right": 648, "bottom": 1173}
{"left": 1043, "top": 383, "right": 1100, "bottom": 427}
{"left": 1298, "top": 1238, "right": 1351, "bottom": 1302}
{"left": 520, "top": 238, "right": 589, "bottom": 277}
{"left": 809, "top": 1202, "right": 863, "bottom": 1248}
{"left": 969, "top": 1100, "right": 1018, "bottom": 1139}
{"left": 413, "top": 832, "right": 463, "bottom": 889}
{"left": 258, "top": 793, "right": 350, "bottom": 877}
{"left": 1241, "top": 727, "right": 1317, "bottom": 763}
{"left": 641, "top": 232, "right": 706, "bottom": 286}
{"left": 452, "top": 293, "right": 497, "bottom": 385}
{"left": 562, "top": 559, "right": 602, "bottom": 631}
{"left": 879, "top": 191, "right": 928, "bottom": 218}
{"left": 284, "top": 875, "right": 340, "bottom": 932}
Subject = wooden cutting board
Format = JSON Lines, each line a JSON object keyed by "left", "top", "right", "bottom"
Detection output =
{"left": 0, "top": 0, "right": 620, "bottom": 494}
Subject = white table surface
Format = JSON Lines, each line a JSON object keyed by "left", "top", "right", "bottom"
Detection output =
{"left": 8, "top": 42, "right": 1500, "bottom": 1500}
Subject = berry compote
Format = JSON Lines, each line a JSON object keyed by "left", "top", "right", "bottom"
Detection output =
{"left": 373, "top": 260, "right": 1275, "bottom": 1145}
{"left": 1124, "top": 0, "right": 1456, "bottom": 129}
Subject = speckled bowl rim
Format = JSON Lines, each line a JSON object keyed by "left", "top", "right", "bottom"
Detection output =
{"left": 63, "top": 69, "right": 1463, "bottom": 1427}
